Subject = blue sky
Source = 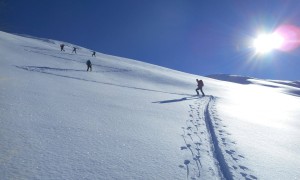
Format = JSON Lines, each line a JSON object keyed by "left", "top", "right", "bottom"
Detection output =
{"left": 1, "top": 0, "right": 300, "bottom": 80}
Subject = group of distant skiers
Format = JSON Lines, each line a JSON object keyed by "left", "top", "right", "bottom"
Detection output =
{"left": 60, "top": 44, "right": 95, "bottom": 72}
{"left": 60, "top": 44, "right": 96, "bottom": 56}
{"left": 60, "top": 44, "right": 205, "bottom": 95}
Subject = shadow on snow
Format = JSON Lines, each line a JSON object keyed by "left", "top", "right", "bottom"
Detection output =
{"left": 152, "top": 96, "right": 200, "bottom": 104}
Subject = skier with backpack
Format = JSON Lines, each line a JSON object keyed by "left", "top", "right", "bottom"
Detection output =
{"left": 92, "top": 51, "right": 96, "bottom": 57}
{"left": 86, "top": 60, "right": 92, "bottom": 71}
{"left": 72, "top": 47, "right": 77, "bottom": 54}
{"left": 196, "top": 79, "right": 205, "bottom": 96}
{"left": 60, "top": 44, "right": 65, "bottom": 51}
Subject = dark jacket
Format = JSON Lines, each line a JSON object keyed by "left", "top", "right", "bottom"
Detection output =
{"left": 197, "top": 79, "right": 204, "bottom": 87}
{"left": 86, "top": 60, "right": 92, "bottom": 66}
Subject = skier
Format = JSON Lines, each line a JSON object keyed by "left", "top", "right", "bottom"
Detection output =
{"left": 196, "top": 79, "right": 205, "bottom": 96}
{"left": 72, "top": 47, "right": 77, "bottom": 54}
{"left": 60, "top": 44, "right": 65, "bottom": 51}
{"left": 92, "top": 51, "right": 96, "bottom": 57}
{"left": 86, "top": 60, "right": 92, "bottom": 71}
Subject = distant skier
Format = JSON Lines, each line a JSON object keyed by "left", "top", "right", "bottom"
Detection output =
{"left": 86, "top": 60, "right": 92, "bottom": 71}
{"left": 92, "top": 51, "right": 96, "bottom": 57}
{"left": 196, "top": 79, "right": 205, "bottom": 96}
{"left": 72, "top": 47, "right": 77, "bottom": 54}
{"left": 60, "top": 44, "right": 65, "bottom": 51}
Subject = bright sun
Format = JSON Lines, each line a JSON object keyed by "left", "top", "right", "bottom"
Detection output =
{"left": 253, "top": 33, "right": 284, "bottom": 54}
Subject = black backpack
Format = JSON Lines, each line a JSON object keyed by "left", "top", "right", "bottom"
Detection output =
{"left": 86, "top": 60, "right": 91, "bottom": 66}
{"left": 199, "top": 80, "right": 204, "bottom": 86}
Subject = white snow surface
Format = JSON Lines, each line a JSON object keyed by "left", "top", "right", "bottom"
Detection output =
{"left": 1, "top": 31, "right": 300, "bottom": 180}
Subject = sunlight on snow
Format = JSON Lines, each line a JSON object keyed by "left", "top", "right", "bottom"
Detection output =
{"left": 226, "top": 84, "right": 297, "bottom": 130}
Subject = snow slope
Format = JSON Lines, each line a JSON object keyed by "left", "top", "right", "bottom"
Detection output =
{"left": 1, "top": 31, "right": 300, "bottom": 180}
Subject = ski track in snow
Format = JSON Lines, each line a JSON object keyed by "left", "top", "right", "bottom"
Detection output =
{"left": 179, "top": 96, "right": 257, "bottom": 180}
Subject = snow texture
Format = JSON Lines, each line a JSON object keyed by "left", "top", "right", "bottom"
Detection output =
{"left": 1, "top": 31, "right": 300, "bottom": 179}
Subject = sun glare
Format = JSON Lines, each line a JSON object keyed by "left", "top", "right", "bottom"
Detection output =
{"left": 253, "top": 33, "right": 284, "bottom": 54}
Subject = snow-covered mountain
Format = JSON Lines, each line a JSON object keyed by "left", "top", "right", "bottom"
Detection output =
{"left": 1, "top": 31, "right": 299, "bottom": 180}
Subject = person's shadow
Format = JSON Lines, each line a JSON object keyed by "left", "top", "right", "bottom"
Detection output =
{"left": 152, "top": 96, "right": 199, "bottom": 104}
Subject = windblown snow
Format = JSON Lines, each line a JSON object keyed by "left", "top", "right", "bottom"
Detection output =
{"left": 1, "top": 31, "right": 300, "bottom": 180}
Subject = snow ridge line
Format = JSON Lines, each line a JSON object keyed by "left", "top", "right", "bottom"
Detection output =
{"left": 204, "top": 96, "right": 233, "bottom": 180}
